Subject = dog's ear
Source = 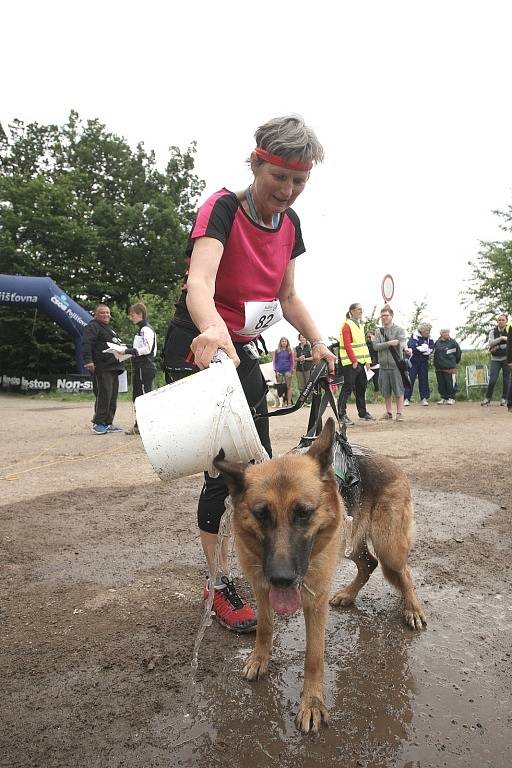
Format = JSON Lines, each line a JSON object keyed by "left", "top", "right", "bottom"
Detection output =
{"left": 213, "top": 449, "right": 248, "bottom": 496}
{"left": 307, "top": 417, "right": 335, "bottom": 475}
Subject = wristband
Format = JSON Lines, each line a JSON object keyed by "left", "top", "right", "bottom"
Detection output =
{"left": 311, "top": 339, "right": 327, "bottom": 349}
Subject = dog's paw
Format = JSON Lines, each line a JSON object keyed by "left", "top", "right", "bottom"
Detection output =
{"left": 242, "top": 652, "right": 270, "bottom": 681}
{"left": 404, "top": 606, "right": 427, "bottom": 630}
{"left": 329, "top": 587, "right": 355, "bottom": 607}
{"left": 295, "top": 695, "right": 329, "bottom": 734}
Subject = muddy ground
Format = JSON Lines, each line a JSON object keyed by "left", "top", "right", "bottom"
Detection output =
{"left": 1, "top": 394, "right": 511, "bottom": 768}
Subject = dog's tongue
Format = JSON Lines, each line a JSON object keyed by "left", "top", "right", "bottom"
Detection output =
{"left": 269, "top": 585, "right": 302, "bottom": 616}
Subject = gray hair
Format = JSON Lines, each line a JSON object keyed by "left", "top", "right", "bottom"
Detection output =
{"left": 418, "top": 322, "right": 432, "bottom": 333}
{"left": 254, "top": 115, "right": 325, "bottom": 166}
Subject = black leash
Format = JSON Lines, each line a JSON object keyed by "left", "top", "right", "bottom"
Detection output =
{"left": 254, "top": 360, "right": 331, "bottom": 421}
{"left": 255, "top": 361, "right": 361, "bottom": 507}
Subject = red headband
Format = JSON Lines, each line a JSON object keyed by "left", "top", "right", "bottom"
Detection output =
{"left": 254, "top": 147, "right": 312, "bottom": 171}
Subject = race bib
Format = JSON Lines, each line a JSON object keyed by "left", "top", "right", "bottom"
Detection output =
{"left": 236, "top": 300, "right": 283, "bottom": 337}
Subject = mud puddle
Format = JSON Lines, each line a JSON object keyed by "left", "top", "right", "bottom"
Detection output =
{"left": 168, "top": 490, "right": 512, "bottom": 768}
{"left": 2, "top": 482, "right": 511, "bottom": 768}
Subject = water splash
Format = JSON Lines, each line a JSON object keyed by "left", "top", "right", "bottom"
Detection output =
{"left": 183, "top": 432, "right": 270, "bottom": 720}
{"left": 344, "top": 515, "right": 354, "bottom": 557}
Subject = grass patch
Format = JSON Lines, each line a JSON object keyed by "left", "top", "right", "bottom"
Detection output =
{"left": 2, "top": 352, "right": 497, "bottom": 404}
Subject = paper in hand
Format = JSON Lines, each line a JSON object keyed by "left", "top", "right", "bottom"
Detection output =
{"left": 103, "top": 342, "right": 131, "bottom": 362}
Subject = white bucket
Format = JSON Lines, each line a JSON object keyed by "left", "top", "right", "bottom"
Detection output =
{"left": 135, "top": 358, "right": 266, "bottom": 481}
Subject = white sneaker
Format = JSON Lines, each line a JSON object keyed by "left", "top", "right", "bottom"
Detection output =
{"left": 481, "top": 399, "right": 490, "bottom": 406}
{"left": 437, "top": 399, "right": 446, "bottom": 405}
{"left": 500, "top": 399, "right": 507, "bottom": 406}
{"left": 404, "top": 399, "right": 410, "bottom": 407}
{"left": 446, "top": 398, "right": 455, "bottom": 405}
{"left": 421, "top": 399, "right": 429, "bottom": 406}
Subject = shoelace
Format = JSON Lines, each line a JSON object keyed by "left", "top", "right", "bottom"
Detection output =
{"left": 219, "top": 576, "right": 244, "bottom": 609}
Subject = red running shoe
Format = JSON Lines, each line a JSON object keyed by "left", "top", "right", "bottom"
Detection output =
{"left": 203, "top": 576, "right": 257, "bottom": 633}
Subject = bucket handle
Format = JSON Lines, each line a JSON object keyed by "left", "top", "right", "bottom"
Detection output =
{"left": 206, "top": 384, "right": 234, "bottom": 477}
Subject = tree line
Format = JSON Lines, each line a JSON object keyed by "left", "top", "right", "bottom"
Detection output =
{"left": 461, "top": 202, "right": 512, "bottom": 338}
{"left": 1, "top": 111, "right": 511, "bottom": 373}
{"left": 0, "top": 111, "right": 204, "bottom": 372}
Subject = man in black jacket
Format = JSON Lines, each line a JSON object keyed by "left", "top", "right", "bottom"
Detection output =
{"left": 82, "top": 304, "right": 125, "bottom": 434}
{"left": 481, "top": 313, "right": 510, "bottom": 406}
{"left": 507, "top": 322, "right": 512, "bottom": 413}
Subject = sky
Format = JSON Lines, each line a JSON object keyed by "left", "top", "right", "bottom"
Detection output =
{"left": 2, "top": 0, "right": 512, "bottom": 348}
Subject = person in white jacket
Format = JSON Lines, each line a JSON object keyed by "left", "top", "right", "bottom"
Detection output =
{"left": 122, "top": 302, "right": 157, "bottom": 434}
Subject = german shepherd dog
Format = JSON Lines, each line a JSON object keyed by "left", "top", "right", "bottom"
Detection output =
{"left": 213, "top": 417, "right": 425, "bottom": 733}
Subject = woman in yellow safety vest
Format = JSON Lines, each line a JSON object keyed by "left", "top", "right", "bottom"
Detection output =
{"left": 337, "top": 302, "right": 376, "bottom": 425}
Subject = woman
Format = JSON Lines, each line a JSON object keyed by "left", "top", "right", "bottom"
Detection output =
{"left": 295, "top": 333, "right": 314, "bottom": 397}
{"left": 337, "top": 302, "right": 375, "bottom": 426}
{"left": 163, "top": 115, "right": 335, "bottom": 632}
{"left": 273, "top": 336, "right": 294, "bottom": 406}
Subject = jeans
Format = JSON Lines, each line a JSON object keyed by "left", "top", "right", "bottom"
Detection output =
{"left": 485, "top": 359, "right": 510, "bottom": 400}
{"left": 404, "top": 357, "right": 430, "bottom": 400}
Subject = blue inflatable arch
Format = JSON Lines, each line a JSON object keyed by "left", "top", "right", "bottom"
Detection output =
{"left": 0, "top": 274, "right": 92, "bottom": 373}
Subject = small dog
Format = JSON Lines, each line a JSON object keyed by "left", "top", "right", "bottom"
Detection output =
{"left": 214, "top": 418, "right": 425, "bottom": 733}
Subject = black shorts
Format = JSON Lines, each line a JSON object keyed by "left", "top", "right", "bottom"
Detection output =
{"left": 163, "top": 322, "right": 271, "bottom": 533}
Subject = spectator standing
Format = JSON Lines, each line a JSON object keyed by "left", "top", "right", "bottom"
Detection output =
{"left": 507, "top": 322, "right": 512, "bottom": 413}
{"left": 294, "top": 333, "right": 313, "bottom": 395}
{"left": 365, "top": 331, "right": 379, "bottom": 392}
{"left": 434, "top": 328, "right": 462, "bottom": 404}
{"left": 273, "top": 336, "right": 295, "bottom": 406}
{"left": 404, "top": 322, "right": 435, "bottom": 406}
{"left": 162, "top": 115, "right": 335, "bottom": 632}
{"left": 122, "top": 302, "right": 157, "bottom": 434}
{"left": 373, "top": 305, "right": 407, "bottom": 421}
{"left": 337, "top": 302, "right": 375, "bottom": 425}
{"left": 481, "top": 313, "right": 510, "bottom": 406}
{"left": 82, "top": 304, "right": 125, "bottom": 434}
